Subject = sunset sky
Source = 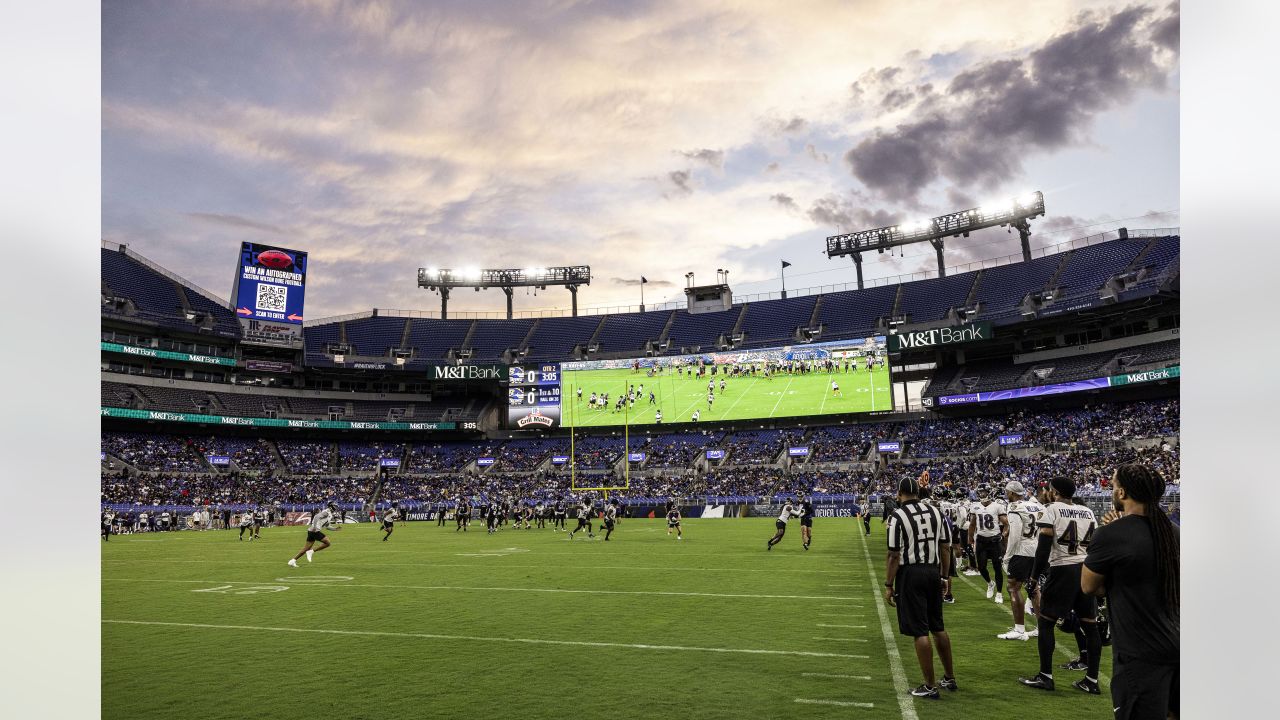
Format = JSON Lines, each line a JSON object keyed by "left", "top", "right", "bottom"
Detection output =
{"left": 103, "top": 0, "right": 1179, "bottom": 318}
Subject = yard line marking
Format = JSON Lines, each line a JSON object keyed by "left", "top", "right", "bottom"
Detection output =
{"left": 858, "top": 529, "right": 918, "bottom": 720}
{"left": 816, "top": 613, "right": 865, "bottom": 618}
{"left": 793, "top": 698, "right": 874, "bottom": 708}
{"left": 716, "top": 376, "right": 762, "bottom": 420}
{"left": 819, "top": 604, "right": 862, "bottom": 609}
{"left": 952, "top": 571, "right": 1112, "bottom": 687}
{"left": 811, "top": 637, "right": 869, "bottom": 643}
{"left": 816, "top": 623, "right": 867, "bottom": 629}
{"left": 103, "top": 557, "right": 853, "bottom": 575}
{"left": 769, "top": 376, "right": 796, "bottom": 417}
{"left": 103, "top": 619, "right": 869, "bottom": 659}
{"left": 801, "top": 673, "right": 871, "bottom": 680}
{"left": 102, "top": 578, "right": 857, "bottom": 601}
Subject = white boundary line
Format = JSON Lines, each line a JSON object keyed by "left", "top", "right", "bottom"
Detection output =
{"left": 794, "top": 698, "right": 874, "bottom": 708}
{"left": 102, "top": 619, "right": 868, "bottom": 659}
{"left": 102, "top": 577, "right": 856, "bottom": 601}
{"left": 816, "top": 623, "right": 867, "bottom": 629}
{"left": 801, "top": 673, "right": 872, "bottom": 680}
{"left": 812, "top": 636, "right": 869, "bottom": 643}
{"left": 103, "top": 557, "right": 855, "bottom": 575}
{"left": 816, "top": 613, "right": 865, "bottom": 618}
{"left": 952, "top": 570, "right": 1112, "bottom": 687}
{"left": 858, "top": 528, "right": 919, "bottom": 720}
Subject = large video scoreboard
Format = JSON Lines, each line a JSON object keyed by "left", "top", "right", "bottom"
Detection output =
{"left": 506, "top": 363, "right": 562, "bottom": 429}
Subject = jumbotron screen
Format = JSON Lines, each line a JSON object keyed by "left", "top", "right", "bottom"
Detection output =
{"left": 559, "top": 337, "right": 889, "bottom": 427}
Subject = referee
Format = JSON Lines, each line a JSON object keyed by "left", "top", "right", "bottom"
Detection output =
{"left": 884, "top": 470, "right": 957, "bottom": 700}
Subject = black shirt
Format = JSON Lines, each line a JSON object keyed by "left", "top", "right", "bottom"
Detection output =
{"left": 1084, "top": 515, "right": 1179, "bottom": 663}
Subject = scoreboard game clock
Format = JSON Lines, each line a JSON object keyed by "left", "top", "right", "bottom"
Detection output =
{"left": 506, "top": 363, "right": 562, "bottom": 429}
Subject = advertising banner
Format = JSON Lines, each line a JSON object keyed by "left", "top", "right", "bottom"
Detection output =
{"left": 102, "top": 341, "right": 237, "bottom": 366}
{"left": 379, "top": 458, "right": 401, "bottom": 467}
{"left": 433, "top": 364, "right": 507, "bottom": 381}
{"left": 888, "top": 322, "right": 992, "bottom": 352}
{"left": 507, "top": 363, "right": 562, "bottom": 430}
{"left": 206, "top": 455, "right": 231, "bottom": 466}
{"left": 551, "top": 455, "right": 570, "bottom": 465}
{"left": 788, "top": 446, "right": 810, "bottom": 457}
{"left": 476, "top": 457, "right": 496, "bottom": 467}
{"left": 998, "top": 434, "right": 1024, "bottom": 446}
{"left": 231, "top": 242, "right": 308, "bottom": 348}
{"left": 934, "top": 366, "right": 1179, "bottom": 407}
{"left": 877, "top": 441, "right": 902, "bottom": 453}
{"left": 627, "top": 452, "right": 647, "bottom": 462}
{"left": 705, "top": 449, "right": 726, "bottom": 460}
{"left": 101, "top": 407, "right": 457, "bottom": 431}
{"left": 245, "top": 359, "right": 294, "bottom": 373}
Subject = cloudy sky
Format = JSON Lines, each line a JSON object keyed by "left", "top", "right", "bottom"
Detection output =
{"left": 103, "top": 0, "right": 1179, "bottom": 319}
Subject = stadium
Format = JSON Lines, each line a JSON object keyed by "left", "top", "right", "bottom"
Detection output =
{"left": 91, "top": 2, "right": 1186, "bottom": 719}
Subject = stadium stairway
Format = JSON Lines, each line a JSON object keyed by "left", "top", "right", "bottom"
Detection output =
{"left": 587, "top": 316, "right": 607, "bottom": 349}
{"left": 890, "top": 283, "right": 904, "bottom": 318}
{"left": 656, "top": 310, "right": 677, "bottom": 346}
{"left": 807, "top": 296, "right": 823, "bottom": 334}
{"left": 267, "top": 440, "right": 288, "bottom": 473}
{"left": 399, "top": 319, "right": 412, "bottom": 350}
{"left": 338, "top": 321, "right": 348, "bottom": 346}
{"left": 964, "top": 271, "right": 983, "bottom": 310}
{"left": 459, "top": 320, "right": 478, "bottom": 356}
{"left": 518, "top": 320, "right": 541, "bottom": 356}
{"left": 730, "top": 304, "right": 749, "bottom": 338}
{"left": 1045, "top": 251, "right": 1074, "bottom": 293}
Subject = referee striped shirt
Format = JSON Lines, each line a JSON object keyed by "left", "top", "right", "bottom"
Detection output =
{"left": 887, "top": 500, "right": 952, "bottom": 566}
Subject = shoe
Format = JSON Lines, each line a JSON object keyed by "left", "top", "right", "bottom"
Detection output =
{"left": 305, "top": 549, "right": 314, "bottom": 562}
{"left": 1027, "top": 627, "right": 1039, "bottom": 638}
{"left": 1025, "top": 600, "right": 1034, "bottom": 614}
{"left": 986, "top": 581, "right": 996, "bottom": 599}
{"left": 943, "top": 594, "right": 955, "bottom": 604}
{"left": 997, "top": 629, "right": 1029, "bottom": 641}
{"left": 1018, "top": 673, "right": 1055, "bottom": 691}
{"left": 963, "top": 569, "right": 980, "bottom": 576}
{"left": 909, "top": 684, "right": 940, "bottom": 699}
{"left": 939, "top": 676, "right": 958, "bottom": 692}
{"left": 1060, "top": 658, "right": 1088, "bottom": 671}
{"left": 287, "top": 559, "right": 297, "bottom": 567}
{"left": 995, "top": 592, "right": 1004, "bottom": 604}
{"left": 803, "top": 543, "right": 809, "bottom": 550}
{"left": 1072, "top": 678, "right": 1101, "bottom": 695}
{"left": 767, "top": 542, "right": 772, "bottom": 551}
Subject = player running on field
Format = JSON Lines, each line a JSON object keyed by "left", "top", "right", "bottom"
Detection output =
{"left": 830, "top": 379, "right": 842, "bottom": 397}
{"left": 766, "top": 498, "right": 803, "bottom": 550}
{"left": 287, "top": 501, "right": 340, "bottom": 567}
{"left": 568, "top": 499, "right": 594, "bottom": 539}
{"left": 381, "top": 502, "right": 400, "bottom": 541}
{"left": 238, "top": 510, "right": 255, "bottom": 540}
{"left": 602, "top": 500, "right": 619, "bottom": 541}
{"left": 666, "top": 503, "right": 683, "bottom": 540}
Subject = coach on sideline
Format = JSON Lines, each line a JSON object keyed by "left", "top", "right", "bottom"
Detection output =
{"left": 1082, "top": 464, "right": 1180, "bottom": 719}
{"left": 884, "top": 470, "right": 957, "bottom": 700}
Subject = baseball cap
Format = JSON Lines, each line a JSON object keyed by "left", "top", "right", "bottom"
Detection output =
{"left": 1005, "top": 480, "right": 1026, "bottom": 496}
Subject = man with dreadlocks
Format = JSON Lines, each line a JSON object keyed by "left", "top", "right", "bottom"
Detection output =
{"left": 1082, "top": 464, "right": 1180, "bottom": 720}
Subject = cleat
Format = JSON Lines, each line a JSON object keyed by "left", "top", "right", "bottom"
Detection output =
{"left": 995, "top": 593, "right": 1004, "bottom": 604}
{"left": 986, "top": 581, "right": 996, "bottom": 599}
{"left": 1072, "top": 678, "right": 1101, "bottom": 695}
{"left": 1060, "top": 658, "right": 1088, "bottom": 671}
{"left": 287, "top": 559, "right": 297, "bottom": 568}
{"left": 305, "top": 549, "right": 314, "bottom": 562}
{"left": 909, "top": 684, "right": 940, "bottom": 699}
{"left": 1019, "top": 673, "right": 1055, "bottom": 691}
{"left": 939, "top": 676, "right": 958, "bottom": 692}
{"left": 963, "top": 569, "right": 980, "bottom": 576}
{"left": 997, "top": 629, "right": 1029, "bottom": 641}
{"left": 1026, "top": 627, "right": 1039, "bottom": 638}
{"left": 943, "top": 594, "right": 955, "bottom": 604}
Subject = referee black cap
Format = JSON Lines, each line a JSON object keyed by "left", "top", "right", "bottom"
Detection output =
{"left": 1050, "top": 476, "right": 1076, "bottom": 499}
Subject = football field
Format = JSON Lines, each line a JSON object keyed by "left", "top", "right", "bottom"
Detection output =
{"left": 103, "top": 518, "right": 1112, "bottom": 719}
{"left": 561, "top": 366, "right": 893, "bottom": 427}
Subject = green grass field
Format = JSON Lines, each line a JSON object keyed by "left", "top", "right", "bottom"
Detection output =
{"left": 103, "top": 518, "right": 1113, "bottom": 719}
{"left": 561, "top": 366, "right": 893, "bottom": 427}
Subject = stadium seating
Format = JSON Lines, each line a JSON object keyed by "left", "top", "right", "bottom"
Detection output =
{"left": 525, "top": 316, "right": 603, "bottom": 360}
{"left": 896, "top": 270, "right": 978, "bottom": 323}
{"left": 594, "top": 310, "right": 671, "bottom": 354}
{"left": 817, "top": 283, "right": 897, "bottom": 339}
{"left": 467, "top": 319, "right": 534, "bottom": 360}
{"left": 101, "top": 248, "right": 239, "bottom": 337}
{"left": 737, "top": 296, "right": 817, "bottom": 347}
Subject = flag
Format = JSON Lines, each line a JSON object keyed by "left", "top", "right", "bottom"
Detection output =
{"left": 781, "top": 260, "right": 792, "bottom": 268}
{"left": 641, "top": 276, "right": 648, "bottom": 284}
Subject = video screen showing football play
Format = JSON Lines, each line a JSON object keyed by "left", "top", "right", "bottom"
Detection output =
{"left": 559, "top": 338, "right": 891, "bottom": 427}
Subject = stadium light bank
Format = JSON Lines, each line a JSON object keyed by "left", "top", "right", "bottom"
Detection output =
{"left": 825, "top": 191, "right": 1046, "bottom": 288}
{"left": 418, "top": 266, "right": 592, "bottom": 319}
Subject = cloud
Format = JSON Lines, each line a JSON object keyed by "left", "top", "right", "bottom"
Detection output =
{"left": 806, "top": 194, "right": 900, "bottom": 233}
{"left": 844, "top": 4, "right": 1179, "bottom": 203}
{"left": 804, "top": 144, "right": 829, "bottom": 163}
{"left": 770, "top": 193, "right": 798, "bottom": 211}
{"left": 666, "top": 169, "right": 693, "bottom": 195}
{"left": 764, "top": 162, "right": 780, "bottom": 174}
{"left": 679, "top": 148, "right": 725, "bottom": 168}
{"left": 612, "top": 277, "right": 675, "bottom": 287}
{"left": 184, "top": 212, "right": 288, "bottom": 235}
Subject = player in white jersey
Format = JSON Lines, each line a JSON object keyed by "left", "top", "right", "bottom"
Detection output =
{"left": 602, "top": 500, "right": 619, "bottom": 541}
{"left": 237, "top": 510, "right": 255, "bottom": 541}
{"left": 966, "top": 487, "right": 1009, "bottom": 603}
{"left": 1019, "top": 477, "right": 1102, "bottom": 695}
{"left": 766, "top": 499, "right": 803, "bottom": 550}
{"left": 568, "top": 499, "right": 594, "bottom": 539}
{"left": 288, "top": 501, "right": 340, "bottom": 567}
{"left": 998, "top": 481, "right": 1043, "bottom": 640}
{"left": 381, "top": 502, "right": 400, "bottom": 542}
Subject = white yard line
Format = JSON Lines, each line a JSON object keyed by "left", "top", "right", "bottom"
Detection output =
{"left": 103, "top": 577, "right": 856, "bottom": 601}
{"left": 105, "top": 557, "right": 853, "bottom": 575}
{"left": 801, "top": 673, "right": 872, "bottom": 680}
{"left": 768, "top": 375, "right": 796, "bottom": 417}
{"left": 858, "top": 530, "right": 919, "bottom": 720}
{"left": 812, "top": 637, "right": 869, "bottom": 643}
{"left": 816, "top": 623, "right": 867, "bottom": 629}
{"left": 793, "top": 698, "right": 874, "bottom": 708}
{"left": 102, "top": 619, "right": 868, "bottom": 659}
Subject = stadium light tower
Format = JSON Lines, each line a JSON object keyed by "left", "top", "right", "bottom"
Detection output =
{"left": 418, "top": 266, "right": 592, "bottom": 319}
{"left": 825, "top": 191, "right": 1046, "bottom": 287}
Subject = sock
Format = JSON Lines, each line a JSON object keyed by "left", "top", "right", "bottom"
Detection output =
{"left": 1082, "top": 622, "right": 1102, "bottom": 679}
{"left": 1014, "top": 624, "right": 1025, "bottom": 634}
{"left": 1036, "top": 622, "right": 1055, "bottom": 676}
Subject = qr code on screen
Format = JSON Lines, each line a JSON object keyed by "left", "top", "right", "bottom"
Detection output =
{"left": 255, "top": 284, "right": 288, "bottom": 313}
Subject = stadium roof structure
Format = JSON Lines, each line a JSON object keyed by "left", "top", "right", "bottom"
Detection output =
{"left": 418, "top": 266, "right": 592, "bottom": 320}
{"left": 826, "top": 191, "right": 1046, "bottom": 287}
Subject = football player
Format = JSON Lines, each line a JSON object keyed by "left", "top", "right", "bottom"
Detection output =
{"left": 967, "top": 486, "right": 1009, "bottom": 604}
{"left": 287, "top": 501, "right": 340, "bottom": 567}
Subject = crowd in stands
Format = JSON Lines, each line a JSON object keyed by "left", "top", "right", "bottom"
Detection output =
{"left": 276, "top": 441, "right": 336, "bottom": 475}
{"left": 189, "top": 436, "right": 277, "bottom": 471}
{"left": 102, "top": 432, "right": 204, "bottom": 472}
{"left": 338, "top": 442, "right": 406, "bottom": 472}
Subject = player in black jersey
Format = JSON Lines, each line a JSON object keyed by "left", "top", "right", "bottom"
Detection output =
{"left": 486, "top": 500, "right": 500, "bottom": 534}
{"left": 455, "top": 497, "right": 470, "bottom": 532}
{"left": 553, "top": 499, "right": 567, "bottom": 531}
{"left": 798, "top": 494, "right": 815, "bottom": 550}
{"left": 381, "top": 502, "right": 400, "bottom": 541}
{"left": 666, "top": 503, "right": 682, "bottom": 540}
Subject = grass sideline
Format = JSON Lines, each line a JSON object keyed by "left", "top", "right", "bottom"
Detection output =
{"left": 103, "top": 518, "right": 1112, "bottom": 719}
{"left": 560, "top": 366, "right": 892, "bottom": 427}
